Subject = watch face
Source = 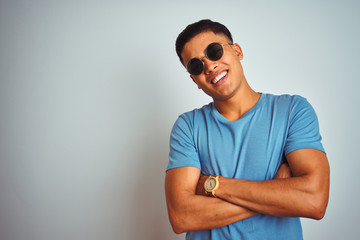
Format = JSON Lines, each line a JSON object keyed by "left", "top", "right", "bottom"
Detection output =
{"left": 205, "top": 178, "right": 217, "bottom": 191}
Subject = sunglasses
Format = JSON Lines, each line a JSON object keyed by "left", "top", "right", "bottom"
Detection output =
{"left": 186, "top": 42, "right": 233, "bottom": 76}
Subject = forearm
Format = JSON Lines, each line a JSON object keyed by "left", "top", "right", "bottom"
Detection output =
{"left": 165, "top": 167, "right": 258, "bottom": 234}
{"left": 166, "top": 193, "right": 257, "bottom": 234}
{"left": 215, "top": 150, "right": 330, "bottom": 219}
{"left": 216, "top": 176, "right": 326, "bottom": 219}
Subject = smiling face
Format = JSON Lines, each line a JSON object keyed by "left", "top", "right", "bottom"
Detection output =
{"left": 181, "top": 31, "right": 245, "bottom": 102}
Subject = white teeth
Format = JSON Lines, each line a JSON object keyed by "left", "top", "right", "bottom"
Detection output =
{"left": 212, "top": 71, "right": 227, "bottom": 84}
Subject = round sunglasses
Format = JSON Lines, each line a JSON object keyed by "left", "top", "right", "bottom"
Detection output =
{"left": 186, "top": 42, "right": 233, "bottom": 76}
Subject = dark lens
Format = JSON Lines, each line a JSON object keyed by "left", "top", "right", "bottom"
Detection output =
{"left": 206, "top": 43, "right": 224, "bottom": 61}
{"left": 187, "top": 58, "right": 204, "bottom": 75}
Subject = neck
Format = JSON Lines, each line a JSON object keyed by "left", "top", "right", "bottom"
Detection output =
{"left": 213, "top": 80, "right": 260, "bottom": 121}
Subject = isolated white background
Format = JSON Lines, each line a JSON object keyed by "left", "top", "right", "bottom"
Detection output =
{"left": 0, "top": 0, "right": 359, "bottom": 239}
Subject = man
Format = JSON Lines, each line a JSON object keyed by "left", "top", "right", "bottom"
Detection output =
{"left": 165, "top": 19, "right": 329, "bottom": 239}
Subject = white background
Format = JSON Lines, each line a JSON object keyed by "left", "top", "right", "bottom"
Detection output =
{"left": 0, "top": 0, "right": 359, "bottom": 239}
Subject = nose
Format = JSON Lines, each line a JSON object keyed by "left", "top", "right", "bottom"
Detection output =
{"left": 203, "top": 58, "right": 218, "bottom": 75}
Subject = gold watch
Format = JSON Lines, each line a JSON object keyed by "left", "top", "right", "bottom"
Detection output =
{"left": 204, "top": 176, "right": 219, "bottom": 197}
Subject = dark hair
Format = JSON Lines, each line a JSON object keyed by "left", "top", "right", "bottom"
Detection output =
{"left": 175, "top": 19, "right": 233, "bottom": 64}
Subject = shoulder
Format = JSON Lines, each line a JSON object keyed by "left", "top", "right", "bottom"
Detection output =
{"left": 262, "top": 93, "right": 306, "bottom": 104}
{"left": 170, "top": 103, "right": 213, "bottom": 137}
{"left": 175, "top": 103, "right": 213, "bottom": 125}
{"left": 261, "top": 93, "right": 311, "bottom": 111}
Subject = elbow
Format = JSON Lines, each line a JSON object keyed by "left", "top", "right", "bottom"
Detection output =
{"left": 169, "top": 214, "right": 187, "bottom": 234}
{"left": 311, "top": 202, "right": 327, "bottom": 220}
{"left": 309, "top": 207, "right": 326, "bottom": 220}
{"left": 172, "top": 225, "right": 185, "bottom": 235}
{"left": 304, "top": 174, "right": 330, "bottom": 220}
{"left": 167, "top": 206, "right": 192, "bottom": 234}
{"left": 169, "top": 207, "right": 201, "bottom": 234}
{"left": 306, "top": 194, "right": 329, "bottom": 220}
{"left": 166, "top": 195, "right": 194, "bottom": 234}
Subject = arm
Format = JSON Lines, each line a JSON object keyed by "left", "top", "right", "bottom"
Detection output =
{"left": 165, "top": 166, "right": 257, "bottom": 234}
{"left": 207, "top": 149, "right": 329, "bottom": 219}
{"left": 165, "top": 163, "right": 292, "bottom": 234}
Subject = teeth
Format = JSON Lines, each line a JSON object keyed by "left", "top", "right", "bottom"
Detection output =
{"left": 212, "top": 71, "right": 227, "bottom": 84}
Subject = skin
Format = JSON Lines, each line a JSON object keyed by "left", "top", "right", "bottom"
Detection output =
{"left": 182, "top": 31, "right": 261, "bottom": 120}
{"left": 165, "top": 31, "right": 330, "bottom": 234}
{"left": 165, "top": 163, "right": 292, "bottom": 234}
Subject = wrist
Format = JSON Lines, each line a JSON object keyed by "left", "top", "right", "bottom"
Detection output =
{"left": 214, "top": 176, "right": 235, "bottom": 200}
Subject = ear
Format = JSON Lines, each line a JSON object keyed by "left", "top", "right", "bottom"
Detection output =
{"left": 190, "top": 75, "right": 201, "bottom": 89}
{"left": 232, "top": 43, "right": 244, "bottom": 60}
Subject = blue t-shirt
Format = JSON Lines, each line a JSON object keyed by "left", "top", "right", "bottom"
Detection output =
{"left": 167, "top": 93, "right": 325, "bottom": 240}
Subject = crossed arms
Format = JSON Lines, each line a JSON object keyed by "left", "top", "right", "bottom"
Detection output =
{"left": 165, "top": 148, "right": 330, "bottom": 234}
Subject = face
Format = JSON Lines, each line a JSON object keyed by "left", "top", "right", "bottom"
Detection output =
{"left": 181, "top": 31, "right": 245, "bottom": 102}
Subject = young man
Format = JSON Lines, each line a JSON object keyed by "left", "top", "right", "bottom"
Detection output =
{"left": 165, "top": 19, "right": 329, "bottom": 240}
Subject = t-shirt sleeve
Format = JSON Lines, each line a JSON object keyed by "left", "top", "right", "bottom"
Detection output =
{"left": 166, "top": 114, "right": 201, "bottom": 172}
{"left": 284, "top": 96, "right": 325, "bottom": 155}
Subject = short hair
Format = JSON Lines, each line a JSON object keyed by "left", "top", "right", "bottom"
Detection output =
{"left": 175, "top": 19, "right": 233, "bottom": 65}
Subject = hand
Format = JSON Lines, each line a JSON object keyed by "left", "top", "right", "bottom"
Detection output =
{"left": 196, "top": 175, "right": 208, "bottom": 196}
{"left": 274, "top": 162, "right": 292, "bottom": 179}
